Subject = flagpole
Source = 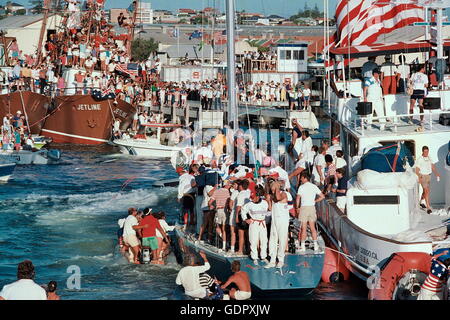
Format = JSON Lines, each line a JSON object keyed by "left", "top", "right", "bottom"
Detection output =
{"left": 226, "top": 0, "right": 237, "bottom": 130}
{"left": 177, "top": 26, "right": 180, "bottom": 62}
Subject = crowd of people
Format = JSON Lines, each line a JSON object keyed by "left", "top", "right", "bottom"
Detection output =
{"left": 242, "top": 50, "right": 278, "bottom": 72}
{"left": 174, "top": 121, "right": 348, "bottom": 262}
{"left": 238, "top": 80, "right": 312, "bottom": 110}
{"left": 1, "top": 111, "right": 35, "bottom": 151}
{"left": 0, "top": 260, "right": 60, "bottom": 300}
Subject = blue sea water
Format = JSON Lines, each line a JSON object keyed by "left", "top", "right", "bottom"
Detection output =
{"left": 0, "top": 142, "right": 368, "bottom": 300}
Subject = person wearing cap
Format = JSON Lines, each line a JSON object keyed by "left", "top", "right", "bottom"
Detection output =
{"left": 12, "top": 111, "right": 22, "bottom": 128}
{"left": 363, "top": 68, "right": 386, "bottom": 131}
{"left": 327, "top": 137, "right": 342, "bottom": 158}
{"left": 380, "top": 55, "right": 398, "bottom": 95}
{"left": 240, "top": 185, "right": 270, "bottom": 266}
{"left": 296, "top": 172, "right": 325, "bottom": 253}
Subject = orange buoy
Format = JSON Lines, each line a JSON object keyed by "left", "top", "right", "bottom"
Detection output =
{"left": 368, "top": 252, "right": 431, "bottom": 300}
{"left": 322, "top": 247, "right": 350, "bottom": 283}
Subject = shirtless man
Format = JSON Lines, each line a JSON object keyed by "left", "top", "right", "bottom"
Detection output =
{"left": 220, "top": 260, "right": 251, "bottom": 300}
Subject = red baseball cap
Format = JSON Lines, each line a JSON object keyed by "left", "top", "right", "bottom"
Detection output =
{"left": 176, "top": 167, "right": 185, "bottom": 174}
{"left": 269, "top": 172, "right": 279, "bottom": 179}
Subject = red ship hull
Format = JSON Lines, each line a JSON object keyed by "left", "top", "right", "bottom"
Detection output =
{"left": 0, "top": 91, "right": 50, "bottom": 135}
{"left": 41, "top": 95, "right": 136, "bottom": 145}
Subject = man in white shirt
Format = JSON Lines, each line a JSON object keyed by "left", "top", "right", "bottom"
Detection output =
{"left": 176, "top": 251, "right": 211, "bottom": 299}
{"left": 409, "top": 65, "right": 429, "bottom": 125}
{"left": 380, "top": 55, "right": 398, "bottom": 95}
{"left": 235, "top": 180, "right": 251, "bottom": 255}
{"left": 269, "top": 165, "right": 291, "bottom": 191}
{"left": 363, "top": 69, "right": 386, "bottom": 130}
{"left": 0, "top": 260, "right": 47, "bottom": 300}
{"left": 414, "top": 146, "right": 441, "bottom": 214}
{"left": 122, "top": 208, "right": 147, "bottom": 264}
{"left": 241, "top": 186, "right": 270, "bottom": 265}
{"left": 312, "top": 147, "right": 326, "bottom": 186}
{"left": 296, "top": 172, "right": 325, "bottom": 252}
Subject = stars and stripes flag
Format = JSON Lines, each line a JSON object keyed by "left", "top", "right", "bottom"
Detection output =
{"left": 324, "top": 0, "right": 425, "bottom": 72}
{"left": 115, "top": 63, "right": 139, "bottom": 77}
{"left": 421, "top": 259, "right": 448, "bottom": 293}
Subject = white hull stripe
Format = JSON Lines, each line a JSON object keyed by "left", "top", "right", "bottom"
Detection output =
{"left": 41, "top": 129, "right": 109, "bottom": 143}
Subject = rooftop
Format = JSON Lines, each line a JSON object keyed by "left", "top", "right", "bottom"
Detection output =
{"left": 0, "top": 14, "right": 44, "bottom": 29}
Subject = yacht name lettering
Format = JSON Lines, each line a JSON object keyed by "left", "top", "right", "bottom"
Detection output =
{"left": 77, "top": 104, "right": 101, "bottom": 111}
{"left": 359, "top": 247, "right": 378, "bottom": 260}
{"left": 114, "top": 109, "right": 128, "bottom": 118}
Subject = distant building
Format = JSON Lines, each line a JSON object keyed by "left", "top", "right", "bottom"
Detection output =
{"left": 110, "top": 8, "right": 130, "bottom": 24}
{"left": 6, "top": 2, "right": 25, "bottom": 13}
{"left": 153, "top": 9, "right": 173, "bottom": 23}
{"left": 137, "top": 2, "right": 153, "bottom": 24}
{"left": 0, "top": 14, "right": 63, "bottom": 56}
{"left": 110, "top": 2, "right": 153, "bottom": 25}
{"left": 179, "top": 8, "right": 197, "bottom": 15}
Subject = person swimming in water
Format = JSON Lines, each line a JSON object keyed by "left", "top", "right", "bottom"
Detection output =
{"left": 46, "top": 281, "right": 60, "bottom": 300}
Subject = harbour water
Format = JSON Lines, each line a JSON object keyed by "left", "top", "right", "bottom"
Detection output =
{"left": 0, "top": 144, "right": 368, "bottom": 300}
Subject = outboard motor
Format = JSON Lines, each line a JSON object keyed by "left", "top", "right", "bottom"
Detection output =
{"left": 141, "top": 248, "right": 151, "bottom": 264}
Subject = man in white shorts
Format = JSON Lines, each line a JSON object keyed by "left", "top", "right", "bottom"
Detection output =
{"left": 220, "top": 260, "right": 251, "bottom": 300}
{"left": 122, "top": 207, "right": 147, "bottom": 264}
{"left": 296, "top": 172, "right": 325, "bottom": 252}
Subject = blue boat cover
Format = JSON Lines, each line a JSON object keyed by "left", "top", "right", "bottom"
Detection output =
{"left": 361, "top": 143, "right": 414, "bottom": 173}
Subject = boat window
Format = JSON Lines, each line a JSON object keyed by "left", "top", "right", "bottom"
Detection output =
{"left": 279, "top": 50, "right": 286, "bottom": 60}
{"left": 353, "top": 195, "right": 399, "bottom": 205}
{"left": 347, "top": 132, "right": 358, "bottom": 157}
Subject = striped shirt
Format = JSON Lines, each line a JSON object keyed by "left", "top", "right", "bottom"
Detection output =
{"left": 199, "top": 273, "right": 214, "bottom": 289}
{"left": 210, "top": 188, "right": 230, "bottom": 209}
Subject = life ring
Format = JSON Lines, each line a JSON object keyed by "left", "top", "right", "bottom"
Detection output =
{"left": 368, "top": 252, "right": 431, "bottom": 300}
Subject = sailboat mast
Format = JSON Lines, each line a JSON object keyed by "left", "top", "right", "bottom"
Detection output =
{"left": 225, "top": 0, "right": 237, "bottom": 130}
{"left": 36, "top": 0, "right": 51, "bottom": 66}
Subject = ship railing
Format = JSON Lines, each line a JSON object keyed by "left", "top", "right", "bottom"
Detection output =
{"left": 350, "top": 110, "right": 450, "bottom": 136}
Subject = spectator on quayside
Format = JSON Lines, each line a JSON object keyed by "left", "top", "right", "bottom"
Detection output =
{"left": 414, "top": 146, "right": 441, "bottom": 214}
{"left": 409, "top": 65, "right": 429, "bottom": 125}
{"left": 0, "top": 260, "right": 47, "bottom": 300}
{"left": 176, "top": 251, "right": 211, "bottom": 299}
{"left": 220, "top": 261, "right": 251, "bottom": 300}
{"left": 296, "top": 172, "right": 325, "bottom": 253}
{"left": 332, "top": 168, "right": 348, "bottom": 212}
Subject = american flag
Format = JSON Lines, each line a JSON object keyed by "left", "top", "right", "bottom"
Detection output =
{"left": 92, "top": 88, "right": 116, "bottom": 100}
{"left": 324, "top": 0, "right": 425, "bottom": 71}
{"left": 115, "top": 63, "right": 139, "bottom": 77}
{"left": 421, "top": 259, "right": 448, "bottom": 293}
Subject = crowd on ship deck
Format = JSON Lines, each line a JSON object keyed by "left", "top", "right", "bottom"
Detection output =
{"left": 1, "top": 111, "right": 36, "bottom": 151}
{"left": 332, "top": 50, "right": 448, "bottom": 130}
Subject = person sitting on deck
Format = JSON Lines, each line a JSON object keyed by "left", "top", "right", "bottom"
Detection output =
{"left": 220, "top": 260, "right": 251, "bottom": 300}
{"left": 176, "top": 251, "right": 211, "bottom": 299}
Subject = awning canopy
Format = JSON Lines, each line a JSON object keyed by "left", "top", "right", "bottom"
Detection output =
{"left": 330, "top": 40, "right": 450, "bottom": 58}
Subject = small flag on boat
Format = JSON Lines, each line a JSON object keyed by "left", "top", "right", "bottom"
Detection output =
{"left": 115, "top": 63, "right": 139, "bottom": 77}
{"left": 92, "top": 88, "right": 116, "bottom": 100}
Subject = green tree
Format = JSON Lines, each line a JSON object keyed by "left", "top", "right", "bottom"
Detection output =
{"left": 179, "top": 18, "right": 188, "bottom": 24}
{"left": 190, "top": 16, "right": 210, "bottom": 25}
{"left": 131, "top": 38, "right": 159, "bottom": 61}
